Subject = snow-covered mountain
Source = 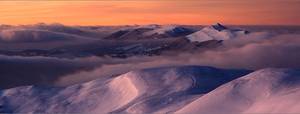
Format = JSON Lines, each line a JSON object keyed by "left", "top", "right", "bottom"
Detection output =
{"left": 143, "top": 25, "right": 195, "bottom": 37}
{"left": 0, "top": 23, "right": 299, "bottom": 114}
{"left": 2, "top": 66, "right": 299, "bottom": 114}
{"left": 176, "top": 68, "right": 300, "bottom": 114}
{"left": 105, "top": 25, "right": 195, "bottom": 40}
{"left": 187, "top": 23, "right": 250, "bottom": 43}
{"left": 0, "top": 66, "right": 250, "bottom": 113}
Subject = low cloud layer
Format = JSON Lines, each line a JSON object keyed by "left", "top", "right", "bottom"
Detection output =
{"left": 56, "top": 34, "right": 300, "bottom": 86}
{"left": 1, "top": 34, "right": 300, "bottom": 88}
{"left": 0, "top": 55, "right": 155, "bottom": 88}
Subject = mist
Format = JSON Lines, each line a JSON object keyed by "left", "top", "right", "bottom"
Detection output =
{"left": 0, "top": 25, "right": 299, "bottom": 87}
{"left": 55, "top": 34, "right": 300, "bottom": 86}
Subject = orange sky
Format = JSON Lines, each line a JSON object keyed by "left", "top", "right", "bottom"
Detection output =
{"left": 0, "top": 0, "right": 300, "bottom": 25}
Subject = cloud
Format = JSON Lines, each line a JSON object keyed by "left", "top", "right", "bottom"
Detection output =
{"left": 195, "top": 34, "right": 300, "bottom": 69}
{"left": 55, "top": 34, "right": 300, "bottom": 86}
{"left": 0, "top": 55, "right": 156, "bottom": 89}
{"left": 0, "top": 55, "right": 100, "bottom": 89}
{"left": 1, "top": 33, "right": 300, "bottom": 88}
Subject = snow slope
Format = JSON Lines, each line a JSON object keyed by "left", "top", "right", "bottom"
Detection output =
{"left": 0, "top": 75, "right": 139, "bottom": 113}
{"left": 105, "top": 25, "right": 194, "bottom": 40}
{"left": 143, "top": 25, "right": 194, "bottom": 37}
{"left": 1, "top": 66, "right": 299, "bottom": 114}
{"left": 0, "top": 66, "right": 250, "bottom": 113}
{"left": 176, "top": 68, "right": 300, "bottom": 114}
{"left": 187, "top": 23, "right": 250, "bottom": 43}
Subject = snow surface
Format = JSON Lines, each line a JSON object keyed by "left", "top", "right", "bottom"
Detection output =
{"left": 176, "top": 68, "right": 300, "bottom": 114}
{"left": 186, "top": 23, "right": 250, "bottom": 43}
{"left": 143, "top": 25, "right": 193, "bottom": 37}
{"left": 0, "top": 75, "right": 138, "bottom": 113}
{"left": 144, "top": 25, "right": 177, "bottom": 35}
{"left": 0, "top": 66, "right": 249, "bottom": 113}
{"left": 1, "top": 66, "right": 300, "bottom": 113}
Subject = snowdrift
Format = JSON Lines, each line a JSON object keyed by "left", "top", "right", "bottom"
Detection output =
{"left": 0, "top": 66, "right": 249, "bottom": 113}
{"left": 176, "top": 68, "right": 300, "bottom": 114}
{"left": 1, "top": 66, "right": 300, "bottom": 114}
{"left": 0, "top": 75, "right": 139, "bottom": 113}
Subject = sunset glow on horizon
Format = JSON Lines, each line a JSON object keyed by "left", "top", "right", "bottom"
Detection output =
{"left": 0, "top": 0, "right": 300, "bottom": 25}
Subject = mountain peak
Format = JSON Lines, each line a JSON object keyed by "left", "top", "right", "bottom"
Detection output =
{"left": 186, "top": 23, "right": 252, "bottom": 43}
{"left": 211, "top": 23, "right": 227, "bottom": 31}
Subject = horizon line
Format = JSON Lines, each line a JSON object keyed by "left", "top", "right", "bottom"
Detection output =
{"left": 2, "top": 22, "right": 300, "bottom": 27}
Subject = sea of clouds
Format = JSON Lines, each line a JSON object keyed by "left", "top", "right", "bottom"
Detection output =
{"left": 0, "top": 24, "right": 300, "bottom": 89}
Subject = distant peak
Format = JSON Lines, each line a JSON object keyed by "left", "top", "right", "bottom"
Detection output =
{"left": 211, "top": 23, "right": 227, "bottom": 31}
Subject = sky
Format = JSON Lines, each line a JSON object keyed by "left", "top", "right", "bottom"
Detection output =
{"left": 0, "top": 0, "right": 300, "bottom": 25}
